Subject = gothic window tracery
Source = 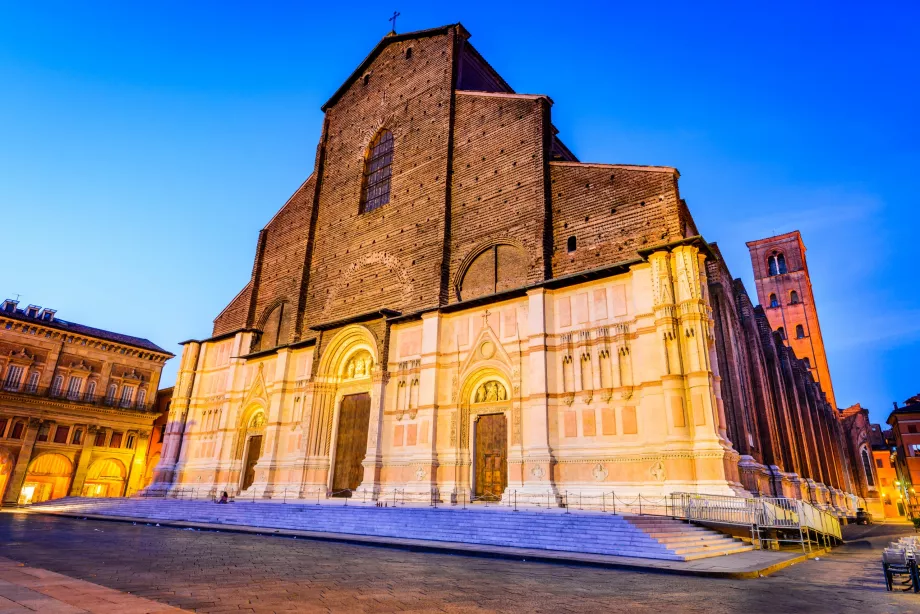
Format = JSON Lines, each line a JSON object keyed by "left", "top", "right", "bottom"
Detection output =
{"left": 361, "top": 129, "right": 393, "bottom": 213}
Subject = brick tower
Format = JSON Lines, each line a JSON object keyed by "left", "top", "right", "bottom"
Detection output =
{"left": 746, "top": 231, "right": 836, "bottom": 408}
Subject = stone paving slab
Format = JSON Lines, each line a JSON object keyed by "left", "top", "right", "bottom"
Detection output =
{"left": 0, "top": 556, "right": 185, "bottom": 613}
{"left": 26, "top": 508, "right": 812, "bottom": 579}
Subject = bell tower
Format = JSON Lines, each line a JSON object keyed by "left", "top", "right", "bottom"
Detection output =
{"left": 746, "top": 231, "right": 836, "bottom": 408}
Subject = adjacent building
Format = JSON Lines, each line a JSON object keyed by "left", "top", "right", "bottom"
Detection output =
{"left": 887, "top": 394, "right": 920, "bottom": 517}
{"left": 0, "top": 299, "right": 173, "bottom": 504}
{"left": 147, "top": 24, "right": 863, "bottom": 514}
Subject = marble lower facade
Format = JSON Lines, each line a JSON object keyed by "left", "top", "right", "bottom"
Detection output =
{"left": 147, "top": 244, "right": 859, "bottom": 516}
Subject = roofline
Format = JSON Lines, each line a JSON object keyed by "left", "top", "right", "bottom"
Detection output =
{"left": 745, "top": 230, "right": 804, "bottom": 248}
{"left": 321, "top": 24, "right": 466, "bottom": 112}
{"left": 549, "top": 160, "right": 679, "bottom": 177}
{"left": 0, "top": 311, "right": 173, "bottom": 357}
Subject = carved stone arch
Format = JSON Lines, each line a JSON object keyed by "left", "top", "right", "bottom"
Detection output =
{"left": 232, "top": 403, "right": 267, "bottom": 462}
{"left": 316, "top": 325, "right": 381, "bottom": 382}
{"left": 458, "top": 366, "right": 513, "bottom": 451}
{"left": 455, "top": 238, "right": 532, "bottom": 301}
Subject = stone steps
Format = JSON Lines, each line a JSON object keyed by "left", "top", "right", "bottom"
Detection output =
{"left": 28, "top": 497, "right": 754, "bottom": 562}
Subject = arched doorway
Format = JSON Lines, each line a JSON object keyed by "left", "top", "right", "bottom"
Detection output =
{"left": 459, "top": 369, "right": 512, "bottom": 502}
{"left": 311, "top": 325, "right": 380, "bottom": 496}
{"left": 82, "top": 458, "right": 127, "bottom": 498}
{"left": 0, "top": 448, "right": 14, "bottom": 502}
{"left": 20, "top": 453, "right": 73, "bottom": 504}
{"left": 239, "top": 411, "right": 266, "bottom": 491}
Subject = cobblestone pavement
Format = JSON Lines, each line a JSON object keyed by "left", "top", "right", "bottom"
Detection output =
{"left": 0, "top": 513, "right": 916, "bottom": 614}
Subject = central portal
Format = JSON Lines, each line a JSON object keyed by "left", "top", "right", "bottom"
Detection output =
{"left": 332, "top": 392, "right": 372, "bottom": 495}
{"left": 475, "top": 413, "right": 507, "bottom": 500}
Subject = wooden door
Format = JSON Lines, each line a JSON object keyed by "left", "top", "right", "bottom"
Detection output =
{"left": 332, "top": 393, "right": 372, "bottom": 495}
{"left": 475, "top": 413, "right": 507, "bottom": 500}
{"left": 241, "top": 435, "right": 262, "bottom": 490}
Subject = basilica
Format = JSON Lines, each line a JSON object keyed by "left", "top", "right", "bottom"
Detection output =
{"left": 149, "top": 24, "right": 869, "bottom": 513}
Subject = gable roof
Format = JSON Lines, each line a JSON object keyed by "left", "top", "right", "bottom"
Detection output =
{"left": 321, "top": 23, "right": 467, "bottom": 112}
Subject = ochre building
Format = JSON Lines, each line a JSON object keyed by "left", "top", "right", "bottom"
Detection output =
{"left": 0, "top": 299, "right": 173, "bottom": 504}
{"left": 150, "top": 24, "right": 862, "bottom": 513}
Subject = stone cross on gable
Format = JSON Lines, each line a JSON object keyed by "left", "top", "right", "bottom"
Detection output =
{"left": 389, "top": 10, "right": 400, "bottom": 33}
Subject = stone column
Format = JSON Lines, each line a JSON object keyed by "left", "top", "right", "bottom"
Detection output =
{"left": 69, "top": 425, "right": 99, "bottom": 497}
{"left": 358, "top": 368, "right": 390, "bottom": 498}
{"left": 149, "top": 342, "right": 200, "bottom": 490}
{"left": 406, "top": 312, "right": 442, "bottom": 500}
{"left": 251, "top": 348, "right": 291, "bottom": 499}
{"left": 2, "top": 418, "right": 40, "bottom": 505}
{"left": 519, "top": 288, "right": 556, "bottom": 496}
{"left": 124, "top": 431, "right": 152, "bottom": 496}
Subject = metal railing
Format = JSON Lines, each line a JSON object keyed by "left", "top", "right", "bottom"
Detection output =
{"left": 669, "top": 492, "right": 842, "bottom": 552}
{"left": 134, "top": 486, "right": 842, "bottom": 552}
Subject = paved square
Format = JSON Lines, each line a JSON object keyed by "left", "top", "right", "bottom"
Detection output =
{"left": 0, "top": 513, "right": 915, "bottom": 613}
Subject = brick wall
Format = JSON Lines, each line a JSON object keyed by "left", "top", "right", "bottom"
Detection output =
{"left": 550, "top": 163, "right": 684, "bottom": 277}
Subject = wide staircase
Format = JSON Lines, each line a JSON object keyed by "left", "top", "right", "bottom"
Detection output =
{"left": 27, "top": 497, "right": 753, "bottom": 562}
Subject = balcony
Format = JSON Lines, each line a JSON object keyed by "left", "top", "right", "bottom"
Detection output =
{"left": 0, "top": 382, "right": 154, "bottom": 411}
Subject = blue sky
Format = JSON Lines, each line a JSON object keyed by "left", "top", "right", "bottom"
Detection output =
{"left": 1, "top": 2, "right": 917, "bottom": 424}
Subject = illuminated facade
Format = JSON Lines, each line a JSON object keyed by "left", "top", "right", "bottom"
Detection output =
{"left": 148, "top": 25, "right": 862, "bottom": 514}
{"left": 0, "top": 299, "right": 172, "bottom": 505}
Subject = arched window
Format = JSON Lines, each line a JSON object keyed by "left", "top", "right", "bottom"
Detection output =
{"left": 768, "top": 252, "right": 788, "bottom": 276}
{"left": 861, "top": 447, "right": 875, "bottom": 487}
{"left": 769, "top": 293, "right": 779, "bottom": 308}
{"left": 360, "top": 129, "right": 393, "bottom": 213}
{"left": 803, "top": 357, "right": 811, "bottom": 369}
{"left": 105, "top": 384, "right": 117, "bottom": 404}
{"left": 137, "top": 388, "right": 147, "bottom": 408}
{"left": 795, "top": 324, "right": 805, "bottom": 338}
{"left": 777, "top": 326, "right": 786, "bottom": 340}
{"left": 790, "top": 290, "right": 800, "bottom": 304}
{"left": 85, "top": 380, "right": 96, "bottom": 400}
{"left": 567, "top": 236, "right": 577, "bottom": 253}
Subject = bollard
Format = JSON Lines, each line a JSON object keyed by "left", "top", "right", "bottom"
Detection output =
{"left": 564, "top": 490, "right": 570, "bottom": 514}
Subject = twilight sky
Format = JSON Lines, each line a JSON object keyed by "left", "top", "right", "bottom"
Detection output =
{"left": 1, "top": 1, "right": 917, "bottom": 425}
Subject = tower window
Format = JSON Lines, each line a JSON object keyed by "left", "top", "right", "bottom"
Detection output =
{"left": 769, "top": 293, "right": 779, "bottom": 308}
{"left": 777, "top": 326, "right": 786, "bottom": 340}
{"left": 566, "top": 236, "right": 577, "bottom": 253}
{"left": 803, "top": 357, "right": 811, "bottom": 369}
{"left": 795, "top": 324, "right": 805, "bottom": 339}
{"left": 405, "top": 47, "right": 413, "bottom": 59}
{"left": 790, "top": 290, "right": 800, "bottom": 304}
{"left": 768, "top": 252, "right": 788, "bottom": 276}
{"left": 360, "top": 129, "right": 394, "bottom": 213}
